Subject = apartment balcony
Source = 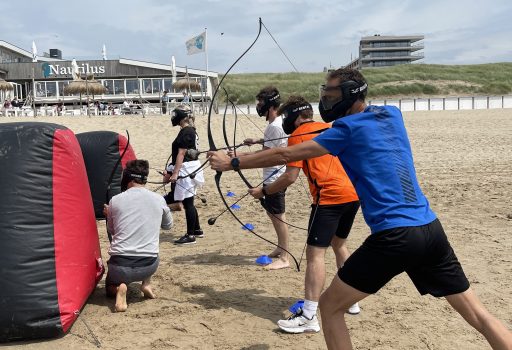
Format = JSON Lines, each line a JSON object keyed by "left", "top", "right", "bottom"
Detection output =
{"left": 361, "top": 53, "right": 424, "bottom": 61}
{"left": 360, "top": 43, "right": 424, "bottom": 52}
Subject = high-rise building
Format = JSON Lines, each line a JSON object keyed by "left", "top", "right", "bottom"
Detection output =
{"left": 345, "top": 35, "right": 424, "bottom": 69}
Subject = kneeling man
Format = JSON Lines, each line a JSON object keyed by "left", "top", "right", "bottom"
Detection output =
{"left": 104, "top": 159, "right": 173, "bottom": 312}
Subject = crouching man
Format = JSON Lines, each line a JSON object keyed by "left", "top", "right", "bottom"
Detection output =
{"left": 104, "top": 159, "right": 173, "bottom": 312}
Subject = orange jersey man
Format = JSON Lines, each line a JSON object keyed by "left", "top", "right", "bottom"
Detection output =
{"left": 248, "top": 96, "right": 361, "bottom": 334}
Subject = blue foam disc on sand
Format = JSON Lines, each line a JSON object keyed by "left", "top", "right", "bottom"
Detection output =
{"left": 241, "top": 223, "right": 254, "bottom": 230}
{"left": 289, "top": 300, "right": 305, "bottom": 314}
{"left": 255, "top": 255, "right": 272, "bottom": 265}
{"left": 230, "top": 203, "right": 241, "bottom": 210}
{"left": 226, "top": 191, "right": 236, "bottom": 197}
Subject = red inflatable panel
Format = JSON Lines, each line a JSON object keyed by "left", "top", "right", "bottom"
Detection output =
{"left": 52, "top": 129, "right": 104, "bottom": 332}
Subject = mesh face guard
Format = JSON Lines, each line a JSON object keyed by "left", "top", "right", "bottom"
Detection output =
{"left": 282, "top": 103, "right": 313, "bottom": 135}
{"left": 256, "top": 92, "right": 281, "bottom": 117}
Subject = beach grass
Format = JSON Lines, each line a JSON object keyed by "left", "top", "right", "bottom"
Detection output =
{"left": 220, "top": 63, "right": 512, "bottom": 104}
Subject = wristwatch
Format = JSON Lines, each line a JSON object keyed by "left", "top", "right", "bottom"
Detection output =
{"left": 230, "top": 157, "right": 241, "bottom": 171}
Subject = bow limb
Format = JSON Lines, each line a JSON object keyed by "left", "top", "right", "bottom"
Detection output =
{"left": 206, "top": 18, "right": 300, "bottom": 271}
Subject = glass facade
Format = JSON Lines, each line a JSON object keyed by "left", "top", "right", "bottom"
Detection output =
{"left": 366, "top": 51, "right": 410, "bottom": 58}
{"left": 367, "top": 41, "right": 410, "bottom": 48}
{"left": 126, "top": 79, "right": 139, "bottom": 94}
{"left": 114, "top": 80, "right": 124, "bottom": 94}
{"left": 30, "top": 76, "right": 207, "bottom": 99}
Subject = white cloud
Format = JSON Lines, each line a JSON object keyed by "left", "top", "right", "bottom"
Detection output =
{"left": 0, "top": 0, "right": 510, "bottom": 72}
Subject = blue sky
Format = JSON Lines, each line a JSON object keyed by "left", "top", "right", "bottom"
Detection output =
{"left": 2, "top": 0, "right": 510, "bottom": 72}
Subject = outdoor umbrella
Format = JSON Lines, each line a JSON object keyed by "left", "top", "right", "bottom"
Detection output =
{"left": 173, "top": 78, "right": 201, "bottom": 92}
{"left": 63, "top": 78, "right": 107, "bottom": 115}
{"left": 0, "top": 79, "right": 13, "bottom": 91}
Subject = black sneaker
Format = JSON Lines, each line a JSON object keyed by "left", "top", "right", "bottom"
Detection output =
{"left": 194, "top": 230, "right": 204, "bottom": 238}
{"left": 174, "top": 234, "right": 196, "bottom": 245}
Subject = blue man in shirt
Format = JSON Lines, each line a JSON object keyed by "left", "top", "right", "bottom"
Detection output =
{"left": 208, "top": 68, "right": 512, "bottom": 350}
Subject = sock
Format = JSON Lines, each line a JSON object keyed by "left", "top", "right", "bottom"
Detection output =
{"left": 302, "top": 299, "right": 318, "bottom": 319}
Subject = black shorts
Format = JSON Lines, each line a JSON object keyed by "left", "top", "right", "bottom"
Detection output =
{"left": 307, "top": 201, "right": 360, "bottom": 247}
{"left": 338, "top": 219, "right": 470, "bottom": 297}
{"left": 262, "top": 184, "right": 286, "bottom": 215}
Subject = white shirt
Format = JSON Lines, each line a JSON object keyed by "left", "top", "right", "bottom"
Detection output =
{"left": 107, "top": 187, "right": 172, "bottom": 257}
{"left": 262, "top": 116, "right": 287, "bottom": 184}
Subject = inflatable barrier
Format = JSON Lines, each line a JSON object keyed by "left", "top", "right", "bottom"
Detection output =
{"left": 76, "top": 131, "right": 136, "bottom": 219}
{"left": 0, "top": 122, "right": 103, "bottom": 342}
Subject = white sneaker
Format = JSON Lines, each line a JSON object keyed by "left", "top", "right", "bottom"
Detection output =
{"left": 347, "top": 303, "right": 360, "bottom": 315}
{"left": 277, "top": 311, "right": 320, "bottom": 334}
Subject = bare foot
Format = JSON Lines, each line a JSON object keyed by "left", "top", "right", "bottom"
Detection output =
{"left": 115, "top": 283, "right": 128, "bottom": 312}
{"left": 267, "top": 249, "right": 281, "bottom": 258}
{"left": 141, "top": 283, "right": 156, "bottom": 299}
{"left": 264, "top": 258, "right": 290, "bottom": 270}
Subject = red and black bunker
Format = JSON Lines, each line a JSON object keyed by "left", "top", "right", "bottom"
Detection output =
{"left": 76, "top": 131, "right": 136, "bottom": 219}
{"left": 0, "top": 122, "right": 103, "bottom": 342}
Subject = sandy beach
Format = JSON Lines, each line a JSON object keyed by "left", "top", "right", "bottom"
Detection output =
{"left": 1, "top": 108, "right": 511, "bottom": 349}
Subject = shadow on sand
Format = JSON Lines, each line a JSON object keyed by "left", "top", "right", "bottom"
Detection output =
{"left": 181, "top": 284, "right": 295, "bottom": 322}
{"left": 171, "top": 251, "right": 256, "bottom": 266}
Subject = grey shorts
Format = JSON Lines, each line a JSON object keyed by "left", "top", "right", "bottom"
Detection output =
{"left": 106, "top": 256, "right": 159, "bottom": 286}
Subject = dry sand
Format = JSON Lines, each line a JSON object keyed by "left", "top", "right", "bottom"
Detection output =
{"left": 1, "top": 108, "right": 511, "bottom": 349}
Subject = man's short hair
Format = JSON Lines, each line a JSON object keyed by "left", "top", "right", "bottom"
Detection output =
{"left": 125, "top": 159, "right": 149, "bottom": 184}
{"left": 277, "top": 95, "right": 313, "bottom": 119}
{"left": 327, "top": 68, "right": 368, "bottom": 102}
{"left": 256, "top": 86, "right": 281, "bottom": 108}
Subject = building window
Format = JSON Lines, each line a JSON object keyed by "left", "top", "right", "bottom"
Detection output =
{"left": 371, "top": 41, "right": 410, "bottom": 48}
{"left": 35, "top": 82, "right": 46, "bottom": 97}
{"left": 114, "top": 80, "right": 124, "bottom": 95}
{"left": 58, "top": 81, "right": 70, "bottom": 96}
{"left": 126, "top": 79, "right": 139, "bottom": 94}
{"left": 104, "top": 80, "right": 114, "bottom": 94}
{"left": 46, "top": 82, "right": 57, "bottom": 97}
{"left": 152, "top": 79, "right": 162, "bottom": 93}
{"left": 163, "top": 79, "right": 172, "bottom": 92}
{"left": 368, "top": 51, "right": 411, "bottom": 58}
{"left": 143, "top": 79, "right": 152, "bottom": 94}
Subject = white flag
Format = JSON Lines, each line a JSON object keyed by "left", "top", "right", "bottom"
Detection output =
{"left": 185, "top": 32, "right": 206, "bottom": 55}
{"left": 31, "top": 41, "right": 38, "bottom": 62}
{"left": 102, "top": 44, "right": 107, "bottom": 60}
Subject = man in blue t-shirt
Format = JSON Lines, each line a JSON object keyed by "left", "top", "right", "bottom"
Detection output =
{"left": 208, "top": 69, "right": 512, "bottom": 349}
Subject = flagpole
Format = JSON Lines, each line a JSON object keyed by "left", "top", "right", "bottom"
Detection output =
{"left": 204, "top": 27, "right": 209, "bottom": 114}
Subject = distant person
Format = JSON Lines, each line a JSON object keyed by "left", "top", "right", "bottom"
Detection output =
{"left": 108, "top": 102, "right": 114, "bottom": 115}
{"left": 122, "top": 100, "right": 131, "bottom": 115}
{"left": 98, "top": 101, "right": 106, "bottom": 114}
{"left": 161, "top": 90, "right": 169, "bottom": 114}
{"left": 104, "top": 159, "right": 173, "bottom": 312}
{"left": 56, "top": 99, "right": 64, "bottom": 116}
{"left": 11, "top": 97, "right": 19, "bottom": 108}
{"left": 3, "top": 99, "right": 11, "bottom": 109}
{"left": 182, "top": 91, "right": 190, "bottom": 104}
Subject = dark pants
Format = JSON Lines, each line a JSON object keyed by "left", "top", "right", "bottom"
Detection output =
{"left": 183, "top": 196, "right": 201, "bottom": 234}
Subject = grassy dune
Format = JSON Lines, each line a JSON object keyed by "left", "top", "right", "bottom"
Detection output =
{"left": 221, "top": 63, "right": 512, "bottom": 104}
